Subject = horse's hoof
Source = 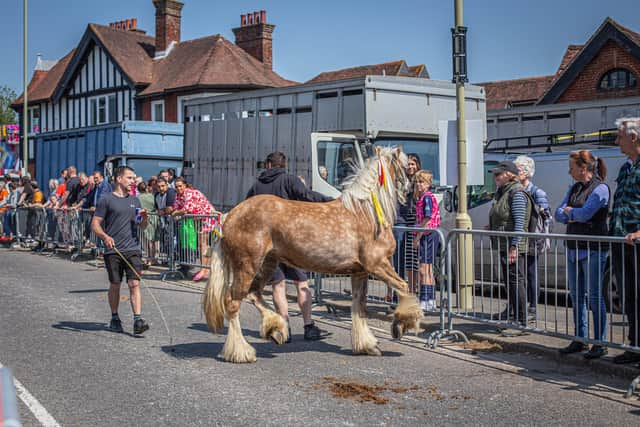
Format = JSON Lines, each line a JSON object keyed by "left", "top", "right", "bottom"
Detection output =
{"left": 391, "top": 320, "right": 403, "bottom": 340}
{"left": 270, "top": 330, "right": 285, "bottom": 345}
{"left": 367, "top": 346, "right": 382, "bottom": 356}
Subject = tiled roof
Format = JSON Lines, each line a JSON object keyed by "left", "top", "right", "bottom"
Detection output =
{"left": 408, "top": 64, "right": 429, "bottom": 78}
{"left": 12, "top": 49, "right": 75, "bottom": 106}
{"left": 476, "top": 76, "right": 556, "bottom": 110}
{"left": 556, "top": 44, "right": 583, "bottom": 75}
{"left": 306, "top": 60, "right": 428, "bottom": 84}
{"left": 90, "top": 24, "right": 156, "bottom": 85}
{"left": 611, "top": 18, "right": 640, "bottom": 47}
{"left": 140, "top": 35, "right": 294, "bottom": 96}
{"left": 13, "top": 22, "right": 295, "bottom": 107}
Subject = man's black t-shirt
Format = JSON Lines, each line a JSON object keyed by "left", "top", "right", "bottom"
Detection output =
{"left": 94, "top": 192, "right": 141, "bottom": 255}
{"left": 21, "top": 182, "right": 34, "bottom": 204}
{"left": 66, "top": 176, "right": 80, "bottom": 205}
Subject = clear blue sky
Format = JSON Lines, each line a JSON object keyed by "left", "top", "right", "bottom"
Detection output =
{"left": 1, "top": 0, "right": 638, "bottom": 94}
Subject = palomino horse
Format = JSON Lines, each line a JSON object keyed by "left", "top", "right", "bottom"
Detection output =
{"left": 203, "top": 146, "right": 423, "bottom": 363}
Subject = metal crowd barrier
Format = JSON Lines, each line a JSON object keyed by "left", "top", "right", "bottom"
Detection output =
{"left": 430, "top": 228, "right": 640, "bottom": 397}
{"left": 171, "top": 214, "right": 224, "bottom": 281}
{"left": 2, "top": 208, "right": 184, "bottom": 279}
{"left": 310, "top": 226, "right": 445, "bottom": 317}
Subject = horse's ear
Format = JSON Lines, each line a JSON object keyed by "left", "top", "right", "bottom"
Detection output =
{"left": 375, "top": 146, "right": 382, "bottom": 157}
{"left": 396, "top": 146, "right": 403, "bottom": 155}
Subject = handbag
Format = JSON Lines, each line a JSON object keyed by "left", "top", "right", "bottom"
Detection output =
{"left": 179, "top": 218, "right": 198, "bottom": 251}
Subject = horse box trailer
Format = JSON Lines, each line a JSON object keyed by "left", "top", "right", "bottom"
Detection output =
{"left": 183, "top": 75, "right": 487, "bottom": 211}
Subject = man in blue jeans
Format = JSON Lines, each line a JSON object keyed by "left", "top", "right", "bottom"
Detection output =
{"left": 610, "top": 117, "right": 640, "bottom": 365}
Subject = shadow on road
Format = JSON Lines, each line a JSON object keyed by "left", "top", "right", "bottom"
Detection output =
{"left": 68, "top": 289, "right": 106, "bottom": 294}
{"left": 51, "top": 321, "right": 143, "bottom": 339}
{"left": 163, "top": 324, "right": 403, "bottom": 361}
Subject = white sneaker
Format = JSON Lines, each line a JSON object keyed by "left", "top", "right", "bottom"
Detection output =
{"left": 419, "top": 300, "right": 428, "bottom": 312}
{"left": 427, "top": 300, "right": 438, "bottom": 311}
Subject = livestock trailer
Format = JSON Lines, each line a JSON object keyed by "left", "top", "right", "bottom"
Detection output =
{"left": 183, "top": 75, "right": 487, "bottom": 211}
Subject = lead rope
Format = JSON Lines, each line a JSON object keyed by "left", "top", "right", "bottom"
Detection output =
{"left": 113, "top": 246, "right": 173, "bottom": 346}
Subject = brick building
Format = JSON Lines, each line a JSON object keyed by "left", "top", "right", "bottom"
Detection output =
{"left": 478, "top": 17, "right": 640, "bottom": 111}
{"left": 12, "top": 1, "right": 294, "bottom": 135}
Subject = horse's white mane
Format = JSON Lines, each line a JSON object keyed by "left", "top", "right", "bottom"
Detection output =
{"left": 340, "top": 147, "right": 405, "bottom": 228}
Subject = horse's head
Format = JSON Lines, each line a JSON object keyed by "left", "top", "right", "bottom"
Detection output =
{"left": 377, "top": 146, "right": 410, "bottom": 205}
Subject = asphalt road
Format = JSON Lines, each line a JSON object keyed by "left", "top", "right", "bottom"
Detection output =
{"left": 1, "top": 248, "right": 639, "bottom": 426}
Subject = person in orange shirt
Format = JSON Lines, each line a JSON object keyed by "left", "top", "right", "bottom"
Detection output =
{"left": 0, "top": 178, "right": 9, "bottom": 236}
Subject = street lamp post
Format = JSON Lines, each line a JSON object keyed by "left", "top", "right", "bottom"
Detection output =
{"left": 452, "top": 0, "right": 473, "bottom": 310}
{"left": 23, "top": 0, "right": 28, "bottom": 175}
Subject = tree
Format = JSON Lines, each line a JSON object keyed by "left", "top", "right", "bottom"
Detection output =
{"left": 0, "top": 85, "right": 18, "bottom": 125}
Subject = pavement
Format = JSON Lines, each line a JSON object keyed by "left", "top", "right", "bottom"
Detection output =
{"left": 2, "top": 248, "right": 640, "bottom": 426}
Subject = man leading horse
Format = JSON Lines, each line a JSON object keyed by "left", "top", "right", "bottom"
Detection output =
{"left": 204, "top": 146, "right": 423, "bottom": 363}
{"left": 246, "top": 151, "right": 332, "bottom": 342}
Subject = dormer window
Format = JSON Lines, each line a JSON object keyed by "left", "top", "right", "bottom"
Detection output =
{"left": 599, "top": 68, "right": 637, "bottom": 90}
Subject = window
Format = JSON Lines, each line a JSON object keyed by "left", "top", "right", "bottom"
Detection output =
{"left": 89, "top": 94, "right": 117, "bottom": 125}
{"left": 467, "top": 161, "right": 498, "bottom": 209}
{"left": 28, "top": 107, "right": 40, "bottom": 134}
{"left": 151, "top": 100, "right": 165, "bottom": 122}
{"left": 374, "top": 138, "right": 440, "bottom": 186}
{"left": 316, "top": 141, "right": 359, "bottom": 190}
{"left": 599, "top": 69, "right": 637, "bottom": 90}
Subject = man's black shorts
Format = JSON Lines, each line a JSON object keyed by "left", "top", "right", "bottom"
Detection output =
{"left": 269, "top": 263, "right": 307, "bottom": 284}
{"left": 104, "top": 251, "right": 143, "bottom": 284}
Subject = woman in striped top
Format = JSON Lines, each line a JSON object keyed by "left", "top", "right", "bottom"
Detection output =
{"left": 488, "top": 161, "right": 532, "bottom": 325}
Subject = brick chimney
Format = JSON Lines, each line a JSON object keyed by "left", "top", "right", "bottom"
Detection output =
{"left": 232, "top": 10, "right": 275, "bottom": 70}
{"left": 153, "top": 0, "right": 184, "bottom": 54}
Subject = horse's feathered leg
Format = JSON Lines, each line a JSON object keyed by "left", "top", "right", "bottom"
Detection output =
{"left": 367, "top": 259, "right": 423, "bottom": 339}
{"left": 350, "top": 273, "right": 381, "bottom": 355}
{"left": 220, "top": 269, "right": 257, "bottom": 363}
{"left": 246, "top": 292, "right": 289, "bottom": 345}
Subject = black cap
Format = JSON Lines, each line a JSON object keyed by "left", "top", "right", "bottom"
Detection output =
{"left": 491, "top": 161, "right": 519, "bottom": 176}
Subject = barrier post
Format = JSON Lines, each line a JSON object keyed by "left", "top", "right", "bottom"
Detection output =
{"left": 1, "top": 367, "right": 22, "bottom": 427}
{"left": 313, "top": 272, "right": 323, "bottom": 305}
{"left": 427, "top": 229, "right": 469, "bottom": 348}
{"left": 161, "top": 215, "right": 183, "bottom": 280}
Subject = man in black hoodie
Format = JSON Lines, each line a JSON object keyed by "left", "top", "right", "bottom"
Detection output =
{"left": 246, "top": 151, "right": 333, "bottom": 342}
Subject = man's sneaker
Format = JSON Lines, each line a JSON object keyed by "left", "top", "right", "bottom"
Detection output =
{"left": 109, "top": 318, "right": 123, "bottom": 333}
{"left": 492, "top": 308, "right": 512, "bottom": 321}
{"left": 419, "top": 300, "right": 428, "bottom": 312}
{"left": 584, "top": 345, "right": 608, "bottom": 359}
{"left": 427, "top": 299, "right": 438, "bottom": 311}
{"left": 559, "top": 340, "right": 587, "bottom": 354}
{"left": 303, "top": 322, "right": 323, "bottom": 341}
{"left": 613, "top": 350, "right": 640, "bottom": 364}
{"left": 133, "top": 318, "right": 149, "bottom": 335}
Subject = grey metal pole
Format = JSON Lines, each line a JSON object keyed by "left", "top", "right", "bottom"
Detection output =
{"left": 454, "top": 0, "right": 474, "bottom": 310}
{"left": 23, "top": 0, "right": 29, "bottom": 174}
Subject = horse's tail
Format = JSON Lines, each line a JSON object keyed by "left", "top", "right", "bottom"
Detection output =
{"left": 203, "top": 239, "right": 228, "bottom": 333}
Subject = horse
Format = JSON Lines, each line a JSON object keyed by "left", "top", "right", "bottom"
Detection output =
{"left": 203, "top": 146, "right": 423, "bottom": 363}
